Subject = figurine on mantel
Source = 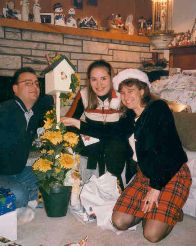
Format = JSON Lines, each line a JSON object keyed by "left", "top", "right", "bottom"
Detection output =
{"left": 20, "top": 0, "right": 29, "bottom": 21}
{"left": 53, "top": 2, "right": 66, "bottom": 26}
{"left": 78, "top": 16, "right": 97, "bottom": 29}
{"left": 114, "top": 14, "right": 125, "bottom": 29}
{"left": 125, "top": 14, "right": 134, "bottom": 35}
{"left": 107, "top": 13, "right": 125, "bottom": 31}
{"left": 160, "top": 7, "right": 166, "bottom": 31}
{"left": 33, "top": 0, "right": 41, "bottom": 23}
{"left": 3, "top": 1, "right": 20, "bottom": 19}
{"left": 65, "top": 8, "right": 77, "bottom": 28}
{"left": 138, "top": 16, "right": 146, "bottom": 35}
{"left": 146, "top": 19, "right": 152, "bottom": 34}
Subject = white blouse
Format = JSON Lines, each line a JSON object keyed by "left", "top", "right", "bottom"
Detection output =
{"left": 128, "top": 117, "right": 139, "bottom": 162}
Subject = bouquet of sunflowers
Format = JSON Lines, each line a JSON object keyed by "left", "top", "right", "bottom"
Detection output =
{"left": 32, "top": 109, "right": 80, "bottom": 193}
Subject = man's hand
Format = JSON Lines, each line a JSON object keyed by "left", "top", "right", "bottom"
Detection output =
{"left": 142, "top": 188, "right": 160, "bottom": 213}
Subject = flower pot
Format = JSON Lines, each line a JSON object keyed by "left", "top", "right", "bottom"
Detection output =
{"left": 40, "top": 186, "right": 72, "bottom": 217}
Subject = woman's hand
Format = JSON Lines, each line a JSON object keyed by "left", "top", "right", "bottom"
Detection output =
{"left": 60, "top": 117, "right": 81, "bottom": 129}
{"left": 142, "top": 188, "right": 160, "bottom": 213}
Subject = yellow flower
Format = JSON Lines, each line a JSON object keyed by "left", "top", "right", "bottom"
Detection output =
{"left": 63, "top": 132, "right": 79, "bottom": 147}
{"left": 75, "top": 73, "right": 80, "bottom": 81}
{"left": 41, "top": 149, "right": 47, "bottom": 154}
{"left": 32, "top": 107, "right": 80, "bottom": 189}
{"left": 69, "top": 92, "right": 74, "bottom": 100}
{"left": 47, "top": 150, "right": 54, "bottom": 155}
{"left": 58, "top": 153, "right": 75, "bottom": 169}
{"left": 33, "top": 158, "right": 52, "bottom": 172}
{"left": 72, "top": 169, "right": 80, "bottom": 179}
{"left": 43, "top": 117, "right": 54, "bottom": 130}
{"left": 41, "top": 130, "right": 63, "bottom": 145}
{"left": 55, "top": 168, "right": 61, "bottom": 173}
{"left": 75, "top": 154, "right": 80, "bottom": 164}
{"left": 45, "top": 110, "right": 54, "bottom": 116}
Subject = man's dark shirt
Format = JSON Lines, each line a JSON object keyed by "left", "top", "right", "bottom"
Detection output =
{"left": 0, "top": 95, "right": 54, "bottom": 175}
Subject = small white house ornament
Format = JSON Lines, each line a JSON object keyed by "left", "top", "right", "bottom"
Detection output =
{"left": 43, "top": 54, "right": 80, "bottom": 122}
{"left": 43, "top": 55, "right": 76, "bottom": 95}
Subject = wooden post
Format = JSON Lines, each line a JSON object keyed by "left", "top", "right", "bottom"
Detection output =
{"left": 56, "top": 91, "right": 60, "bottom": 123}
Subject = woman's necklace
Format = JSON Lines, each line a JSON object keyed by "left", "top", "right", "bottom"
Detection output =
{"left": 99, "top": 98, "right": 110, "bottom": 124}
{"left": 102, "top": 104, "right": 107, "bottom": 124}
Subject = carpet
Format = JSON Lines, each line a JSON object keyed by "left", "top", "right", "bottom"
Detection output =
{"left": 16, "top": 208, "right": 196, "bottom": 246}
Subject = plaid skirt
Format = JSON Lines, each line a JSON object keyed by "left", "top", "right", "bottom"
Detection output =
{"left": 114, "top": 163, "right": 192, "bottom": 225}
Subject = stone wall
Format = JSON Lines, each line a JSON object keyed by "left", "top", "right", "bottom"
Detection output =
{"left": 0, "top": 26, "right": 152, "bottom": 86}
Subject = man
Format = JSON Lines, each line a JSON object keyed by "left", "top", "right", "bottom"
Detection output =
{"left": 0, "top": 67, "right": 54, "bottom": 212}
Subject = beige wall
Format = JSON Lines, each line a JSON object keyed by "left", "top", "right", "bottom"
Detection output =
{"left": 173, "top": 0, "right": 196, "bottom": 33}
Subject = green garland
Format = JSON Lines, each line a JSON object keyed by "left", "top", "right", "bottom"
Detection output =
{"left": 60, "top": 73, "right": 80, "bottom": 106}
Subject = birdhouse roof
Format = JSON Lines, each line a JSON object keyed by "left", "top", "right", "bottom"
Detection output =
{"left": 42, "top": 55, "right": 76, "bottom": 75}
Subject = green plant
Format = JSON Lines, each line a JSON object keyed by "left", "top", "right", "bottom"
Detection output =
{"left": 32, "top": 109, "right": 80, "bottom": 193}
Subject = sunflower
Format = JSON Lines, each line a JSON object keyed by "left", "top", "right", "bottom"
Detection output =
{"left": 75, "top": 154, "right": 80, "bottom": 164}
{"left": 43, "top": 117, "right": 54, "bottom": 130}
{"left": 58, "top": 153, "right": 75, "bottom": 169}
{"left": 47, "top": 150, "right": 55, "bottom": 155}
{"left": 33, "top": 108, "right": 80, "bottom": 191}
{"left": 41, "top": 130, "right": 63, "bottom": 145}
{"left": 33, "top": 158, "right": 52, "bottom": 172}
{"left": 63, "top": 132, "right": 79, "bottom": 147}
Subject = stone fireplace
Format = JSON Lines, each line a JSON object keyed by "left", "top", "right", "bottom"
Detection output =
{"left": 0, "top": 19, "right": 152, "bottom": 102}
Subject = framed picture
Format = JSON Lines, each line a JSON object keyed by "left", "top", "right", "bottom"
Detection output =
{"left": 73, "top": 0, "right": 83, "bottom": 9}
{"left": 88, "top": 0, "right": 97, "bottom": 6}
{"left": 40, "top": 13, "right": 54, "bottom": 24}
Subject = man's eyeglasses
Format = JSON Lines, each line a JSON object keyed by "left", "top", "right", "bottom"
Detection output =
{"left": 17, "top": 80, "right": 40, "bottom": 88}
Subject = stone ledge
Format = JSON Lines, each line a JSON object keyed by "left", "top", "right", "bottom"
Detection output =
{"left": 0, "top": 18, "right": 150, "bottom": 44}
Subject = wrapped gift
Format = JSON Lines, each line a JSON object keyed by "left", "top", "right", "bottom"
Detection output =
{"left": 0, "top": 211, "right": 17, "bottom": 241}
{"left": 0, "top": 188, "right": 16, "bottom": 215}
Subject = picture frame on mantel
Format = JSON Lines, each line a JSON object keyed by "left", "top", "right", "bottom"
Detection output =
{"left": 73, "top": 0, "right": 83, "bottom": 9}
{"left": 88, "top": 0, "right": 97, "bottom": 6}
{"left": 40, "top": 13, "right": 54, "bottom": 24}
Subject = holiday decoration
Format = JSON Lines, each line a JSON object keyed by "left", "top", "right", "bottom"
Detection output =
{"left": 43, "top": 54, "right": 80, "bottom": 122}
{"left": 33, "top": 0, "right": 41, "bottom": 23}
{"left": 53, "top": 2, "right": 65, "bottom": 26}
{"left": 65, "top": 8, "right": 77, "bottom": 28}
{"left": 20, "top": 0, "right": 29, "bottom": 21}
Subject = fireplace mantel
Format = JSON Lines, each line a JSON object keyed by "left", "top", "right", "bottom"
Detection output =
{"left": 0, "top": 18, "right": 149, "bottom": 44}
{"left": 0, "top": 18, "right": 152, "bottom": 82}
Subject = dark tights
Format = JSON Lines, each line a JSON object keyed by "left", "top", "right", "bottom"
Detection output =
{"left": 112, "top": 211, "right": 173, "bottom": 243}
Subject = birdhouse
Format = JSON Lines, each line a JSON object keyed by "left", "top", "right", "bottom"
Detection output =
{"left": 43, "top": 55, "right": 76, "bottom": 95}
